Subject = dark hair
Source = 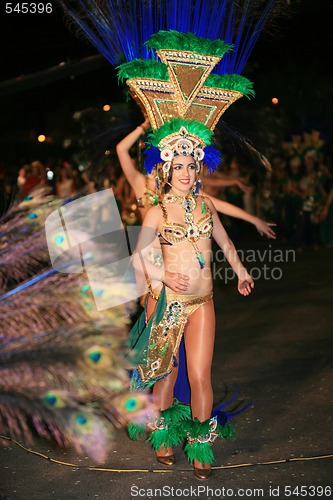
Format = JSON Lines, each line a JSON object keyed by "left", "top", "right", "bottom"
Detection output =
{"left": 163, "top": 164, "right": 174, "bottom": 194}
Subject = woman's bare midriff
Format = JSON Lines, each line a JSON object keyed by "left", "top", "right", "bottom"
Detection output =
{"left": 151, "top": 241, "right": 213, "bottom": 295}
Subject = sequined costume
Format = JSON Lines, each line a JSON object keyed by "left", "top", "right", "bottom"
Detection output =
{"left": 129, "top": 287, "right": 213, "bottom": 389}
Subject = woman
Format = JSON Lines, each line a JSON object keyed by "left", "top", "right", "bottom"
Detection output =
{"left": 116, "top": 121, "right": 276, "bottom": 238}
{"left": 129, "top": 153, "right": 254, "bottom": 480}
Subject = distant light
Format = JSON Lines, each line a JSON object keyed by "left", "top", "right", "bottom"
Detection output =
{"left": 105, "top": 150, "right": 111, "bottom": 156}
{"left": 38, "top": 134, "right": 46, "bottom": 143}
{"left": 59, "top": 61, "right": 66, "bottom": 66}
{"left": 103, "top": 104, "right": 111, "bottom": 111}
{"left": 272, "top": 97, "right": 279, "bottom": 105}
{"left": 78, "top": 164, "right": 85, "bottom": 172}
{"left": 47, "top": 170, "right": 54, "bottom": 180}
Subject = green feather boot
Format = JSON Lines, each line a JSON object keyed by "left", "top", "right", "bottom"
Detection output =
{"left": 180, "top": 416, "right": 236, "bottom": 480}
{"left": 127, "top": 399, "right": 191, "bottom": 465}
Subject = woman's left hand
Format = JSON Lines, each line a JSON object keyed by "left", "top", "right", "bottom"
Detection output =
{"left": 238, "top": 277, "right": 254, "bottom": 296}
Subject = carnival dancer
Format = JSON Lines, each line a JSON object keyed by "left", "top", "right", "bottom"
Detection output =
{"left": 115, "top": 29, "right": 261, "bottom": 479}
{"left": 129, "top": 143, "right": 253, "bottom": 479}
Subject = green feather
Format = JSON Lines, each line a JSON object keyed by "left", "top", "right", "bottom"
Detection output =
{"left": 205, "top": 73, "right": 255, "bottom": 99}
{"left": 146, "top": 30, "right": 233, "bottom": 57}
{"left": 148, "top": 118, "right": 214, "bottom": 147}
{"left": 147, "top": 425, "right": 181, "bottom": 450}
{"left": 184, "top": 441, "right": 215, "bottom": 465}
{"left": 217, "top": 422, "right": 236, "bottom": 440}
{"left": 161, "top": 399, "right": 192, "bottom": 424}
{"left": 128, "top": 422, "right": 146, "bottom": 441}
{"left": 117, "top": 59, "right": 169, "bottom": 82}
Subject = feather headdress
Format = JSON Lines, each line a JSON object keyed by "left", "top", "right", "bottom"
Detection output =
{"left": 59, "top": 0, "right": 278, "bottom": 172}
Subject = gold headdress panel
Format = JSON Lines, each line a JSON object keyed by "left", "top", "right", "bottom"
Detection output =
{"left": 117, "top": 30, "right": 255, "bottom": 177}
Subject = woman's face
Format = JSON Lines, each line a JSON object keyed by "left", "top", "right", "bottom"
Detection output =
{"left": 170, "top": 155, "right": 196, "bottom": 193}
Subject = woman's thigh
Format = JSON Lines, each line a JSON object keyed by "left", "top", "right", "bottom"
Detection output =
{"left": 183, "top": 299, "right": 216, "bottom": 379}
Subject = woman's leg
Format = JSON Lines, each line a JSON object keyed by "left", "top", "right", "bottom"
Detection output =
{"left": 184, "top": 299, "right": 215, "bottom": 421}
{"left": 183, "top": 299, "right": 216, "bottom": 470}
{"left": 146, "top": 294, "right": 179, "bottom": 411}
{"left": 146, "top": 295, "right": 179, "bottom": 457}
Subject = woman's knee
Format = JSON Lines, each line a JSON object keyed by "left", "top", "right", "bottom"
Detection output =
{"left": 188, "top": 370, "right": 212, "bottom": 391}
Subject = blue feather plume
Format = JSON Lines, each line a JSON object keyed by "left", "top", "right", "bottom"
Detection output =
{"left": 212, "top": 386, "right": 254, "bottom": 425}
{"left": 60, "top": 0, "right": 276, "bottom": 74}
{"left": 203, "top": 144, "right": 222, "bottom": 173}
{"left": 143, "top": 146, "right": 162, "bottom": 174}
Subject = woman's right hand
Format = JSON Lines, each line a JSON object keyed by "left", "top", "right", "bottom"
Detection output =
{"left": 139, "top": 119, "right": 150, "bottom": 133}
{"left": 163, "top": 271, "right": 190, "bottom": 292}
{"left": 237, "top": 179, "right": 253, "bottom": 194}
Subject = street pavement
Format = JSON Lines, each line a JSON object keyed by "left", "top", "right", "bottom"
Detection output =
{"left": 1, "top": 231, "right": 332, "bottom": 500}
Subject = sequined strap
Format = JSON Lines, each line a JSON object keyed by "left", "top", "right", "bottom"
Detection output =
{"left": 159, "top": 201, "right": 168, "bottom": 223}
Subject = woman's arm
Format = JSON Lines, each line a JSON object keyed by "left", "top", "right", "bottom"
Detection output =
{"left": 201, "top": 190, "right": 276, "bottom": 239}
{"left": 205, "top": 198, "right": 254, "bottom": 296}
{"left": 203, "top": 176, "right": 253, "bottom": 194}
{"left": 131, "top": 206, "right": 189, "bottom": 292}
{"left": 116, "top": 120, "right": 150, "bottom": 198}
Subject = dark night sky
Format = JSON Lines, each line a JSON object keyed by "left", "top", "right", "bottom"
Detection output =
{"left": 0, "top": 0, "right": 332, "bottom": 165}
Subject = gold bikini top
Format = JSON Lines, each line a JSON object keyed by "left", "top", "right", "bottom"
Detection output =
{"left": 159, "top": 195, "right": 213, "bottom": 246}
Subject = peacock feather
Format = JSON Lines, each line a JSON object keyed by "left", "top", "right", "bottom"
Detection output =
{"left": 0, "top": 187, "right": 155, "bottom": 464}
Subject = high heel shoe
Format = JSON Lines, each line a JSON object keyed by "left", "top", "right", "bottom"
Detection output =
{"left": 155, "top": 452, "right": 175, "bottom": 466}
{"left": 193, "top": 464, "right": 212, "bottom": 480}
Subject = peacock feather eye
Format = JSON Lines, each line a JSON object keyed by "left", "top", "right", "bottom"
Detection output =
{"left": 76, "top": 414, "right": 89, "bottom": 426}
{"left": 88, "top": 350, "right": 102, "bottom": 364}
{"left": 42, "top": 391, "right": 65, "bottom": 409}
{"left": 124, "top": 398, "right": 138, "bottom": 412}
{"left": 85, "top": 345, "right": 112, "bottom": 369}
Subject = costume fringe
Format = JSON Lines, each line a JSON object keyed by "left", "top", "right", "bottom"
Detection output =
{"left": 206, "top": 73, "right": 255, "bottom": 98}
{"left": 148, "top": 118, "right": 214, "bottom": 148}
{"left": 147, "top": 425, "right": 180, "bottom": 450}
{"left": 146, "top": 30, "right": 233, "bottom": 57}
{"left": 161, "top": 399, "right": 192, "bottom": 424}
{"left": 184, "top": 440, "right": 215, "bottom": 465}
{"left": 217, "top": 422, "right": 236, "bottom": 440}
{"left": 117, "top": 59, "right": 168, "bottom": 82}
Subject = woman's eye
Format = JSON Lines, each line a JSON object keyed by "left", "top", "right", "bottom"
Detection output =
{"left": 189, "top": 165, "right": 196, "bottom": 170}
